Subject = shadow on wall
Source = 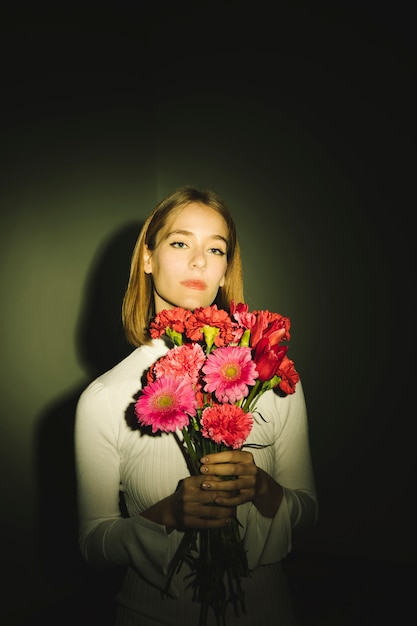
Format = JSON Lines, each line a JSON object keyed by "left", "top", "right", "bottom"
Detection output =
{"left": 76, "top": 221, "right": 144, "bottom": 378}
{"left": 32, "top": 222, "right": 143, "bottom": 625}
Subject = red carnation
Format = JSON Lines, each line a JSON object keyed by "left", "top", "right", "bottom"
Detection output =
{"left": 185, "top": 305, "right": 236, "bottom": 347}
{"left": 150, "top": 307, "right": 192, "bottom": 338}
{"left": 277, "top": 356, "right": 300, "bottom": 394}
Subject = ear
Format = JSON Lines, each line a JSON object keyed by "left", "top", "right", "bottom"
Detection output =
{"left": 143, "top": 245, "right": 153, "bottom": 274}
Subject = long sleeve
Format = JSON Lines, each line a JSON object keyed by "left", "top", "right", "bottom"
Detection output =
{"left": 239, "top": 381, "right": 318, "bottom": 568}
{"left": 74, "top": 341, "right": 184, "bottom": 593}
{"left": 75, "top": 379, "right": 171, "bottom": 588}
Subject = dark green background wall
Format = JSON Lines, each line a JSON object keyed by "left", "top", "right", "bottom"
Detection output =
{"left": 1, "top": 2, "right": 415, "bottom": 624}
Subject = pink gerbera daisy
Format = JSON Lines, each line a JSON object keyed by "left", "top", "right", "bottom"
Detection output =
{"left": 202, "top": 346, "right": 259, "bottom": 403}
{"left": 201, "top": 404, "right": 253, "bottom": 449}
{"left": 134, "top": 375, "right": 197, "bottom": 433}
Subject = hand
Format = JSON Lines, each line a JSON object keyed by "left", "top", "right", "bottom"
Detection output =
{"left": 200, "top": 449, "right": 283, "bottom": 519}
{"left": 143, "top": 449, "right": 282, "bottom": 532}
{"left": 168, "top": 450, "right": 256, "bottom": 531}
{"left": 199, "top": 450, "right": 258, "bottom": 507}
{"left": 169, "top": 471, "right": 236, "bottom": 531}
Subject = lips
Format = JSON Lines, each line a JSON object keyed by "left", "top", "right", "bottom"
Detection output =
{"left": 181, "top": 279, "right": 207, "bottom": 290}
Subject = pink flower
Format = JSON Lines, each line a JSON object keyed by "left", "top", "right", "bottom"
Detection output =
{"left": 135, "top": 375, "right": 197, "bottom": 433}
{"left": 230, "top": 301, "right": 256, "bottom": 330}
{"left": 152, "top": 343, "right": 206, "bottom": 387}
{"left": 201, "top": 404, "right": 253, "bottom": 449}
{"left": 202, "top": 346, "right": 259, "bottom": 403}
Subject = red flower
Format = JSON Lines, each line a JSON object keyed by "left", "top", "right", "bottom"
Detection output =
{"left": 185, "top": 305, "right": 235, "bottom": 347}
{"left": 277, "top": 356, "right": 300, "bottom": 395}
{"left": 195, "top": 389, "right": 213, "bottom": 408}
{"left": 250, "top": 310, "right": 291, "bottom": 349}
{"left": 253, "top": 338, "right": 288, "bottom": 382}
{"left": 200, "top": 404, "right": 253, "bottom": 449}
{"left": 150, "top": 307, "right": 192, "bottom": 338}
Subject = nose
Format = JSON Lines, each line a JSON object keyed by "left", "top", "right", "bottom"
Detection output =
{"left": 189, "top": 248, "right": 206, "bottom": 269}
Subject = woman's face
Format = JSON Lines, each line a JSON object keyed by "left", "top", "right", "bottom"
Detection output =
{"left": 144, "top": 202, "right": 228, "bottom": 313}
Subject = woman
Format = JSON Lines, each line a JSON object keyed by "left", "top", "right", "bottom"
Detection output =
{"left": 75, "top": 186, "right": 318, "bottom": 625}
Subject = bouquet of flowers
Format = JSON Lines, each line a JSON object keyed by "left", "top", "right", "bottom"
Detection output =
{"left": 134, "top": 301, "right": 299, "bottom": 626}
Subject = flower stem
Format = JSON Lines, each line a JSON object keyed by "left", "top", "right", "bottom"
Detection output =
{"left": 241, "top": 379, "right": 261, "bottom": 412}
{"left": 181, "top": 427, "right": 200, "bottom": 473}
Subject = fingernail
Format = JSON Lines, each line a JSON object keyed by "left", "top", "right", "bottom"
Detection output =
{"left": 202, "top": 482, "right": 211, "bottom": 489}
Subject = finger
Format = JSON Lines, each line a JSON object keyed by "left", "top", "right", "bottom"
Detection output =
{"left": 199, "top": 463, "right": 239, "bottom": 476}
{"left": 200, "top": 462, "right": 257, "bottom": 479}
{"left": 184, "top": 501, "right": 235, "bottom": 520}
{"left": 201, "top": 478, "right": 235, "bottom": 492}
{"left": 214, "top": 486, "right": 256, "bottom": 506}
{"left": 201, "top": 476, "right": 256, "bottom": 497}
{"left": 200, "top": 450, "right": 253, "bottom": 465}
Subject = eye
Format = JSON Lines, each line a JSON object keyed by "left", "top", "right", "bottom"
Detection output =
{"left": 209, "top": 247, "right": 226, "bottom": 256}
{"left": 170, "top": 241, "right": 188, "bottom": 249}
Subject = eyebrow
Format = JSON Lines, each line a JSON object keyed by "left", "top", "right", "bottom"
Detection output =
{"left": 165, "top": 229, "right": 228, "bottom": 246}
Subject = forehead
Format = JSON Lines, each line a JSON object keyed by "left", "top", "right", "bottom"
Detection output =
{"left": 161, "top": 202, "right": 229, "bottom": 237}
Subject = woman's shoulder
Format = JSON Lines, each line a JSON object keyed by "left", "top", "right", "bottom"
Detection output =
{"left": 80, "top": 338, "right": 170, "bottom": 399}
{"left": 102, "top": 338, "right": 169, "bottom": 380}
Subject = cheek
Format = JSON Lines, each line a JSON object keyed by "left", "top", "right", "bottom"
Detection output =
{"left": 218, "top": 260, "right": 227, "bottom": 285}
{"left": 150, "top": 249, "right": 169, "bottom": 273}
{"left": 153, "top": 252, "right": 178, "bottom": 281}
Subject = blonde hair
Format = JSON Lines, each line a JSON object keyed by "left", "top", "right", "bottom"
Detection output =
{"left": 122, "top": 186, "right": 244, "bottom": 346}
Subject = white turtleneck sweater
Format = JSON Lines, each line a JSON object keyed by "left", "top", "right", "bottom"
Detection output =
{"left": 75, "top": 338, "right": 318, "bottom": 626}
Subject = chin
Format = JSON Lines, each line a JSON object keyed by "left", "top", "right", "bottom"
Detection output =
{"left": 177, "top": 295, "right": 216, "bottom": 311}
{"left": 155, "top": 290, "right": 218, "bottom": 312}
{"left": 182, "top": 299, "right": 211, "bottom": 311}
